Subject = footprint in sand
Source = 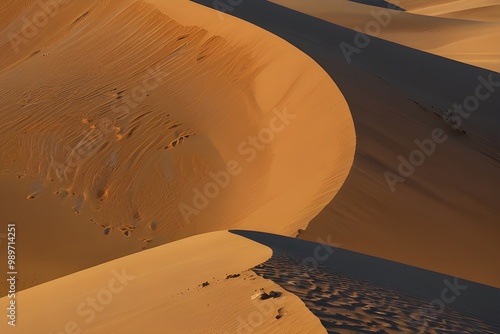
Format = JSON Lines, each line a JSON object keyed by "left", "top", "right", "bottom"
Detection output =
{"left": 54, "top": 189, "right": 69, "bottom": 200}
{"left": 72, "top": 194, "right": 84, "bottom": 213}
{"left": 103, "top": 226, "right": 111, "bottom": 236}
{"left": 149, "top": 221, "right": 158, "bottom": 231}
{"left": 118, "top": 225, "right": 136, "bottom": 237}
{"left": 27, "top": 180, "right": 44, "bottom": 200}
{"left": 276, "top": 307, "right": 286, "bottom": 320}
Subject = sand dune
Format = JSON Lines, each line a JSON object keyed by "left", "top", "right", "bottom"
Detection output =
{"left": 390, "top": 0, "right": 500, "bottom": 20}
{"left": 235, "top": 230, "right": 500, "bottom": 333}
{"left": 433, "top": 5, "right": 500, "bottom": 22}
{"left": 4, "top": 230, "right": 498, "bottom": 333}
{"left": 270, "top": 0, "right": 500, "bottom": 72}
{"left": 1, "top": 0, "right": 499, "bottom": 333}
{"left": 192, "top": 0, "right": 500, "bottom": 288}
{"left": 0, "top": 0, "right": 354, "bottom": 292}
{"left": 0, "top": 231, "right": 327, "bottom": 334}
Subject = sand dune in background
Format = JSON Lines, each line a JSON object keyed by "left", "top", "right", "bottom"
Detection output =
{"left": 191, "top": 0, "right": 500, "bottom": 287}
{"left": 0, "top": 231, "right": 327, "bottom": 334}
{"left": 1, "top": 0, "right": 499, "bottom": 333}
{"left": 389, "top": 0, "right": 500, "bottom": 20}
{"left": 0, "top": 0, "right": 354, "bottom": 292}
{"left": 271, "top": 0, "right": 500, "bottom": 71}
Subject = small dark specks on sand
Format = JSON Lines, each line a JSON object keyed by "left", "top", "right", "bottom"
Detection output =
{"left": 150, "top": 221, "right": 158, "bottom": 230}
{"left": 226, "top": 274, "right": 241, "bottom": 279}
{"left": 276, "top": 307, "right": 285, "bottom": 320}
{"left": 260, "top": 290, "right": 282, "bottom": 300}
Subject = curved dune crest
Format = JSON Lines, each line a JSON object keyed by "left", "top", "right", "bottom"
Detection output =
{"left": 0, "top": 0, "right": 355, "bottom": 290}
{"left": 389, "top": 0, "right": 500, "bottom": 19}
{"left": 0, "top": 0, "right": 354, "bottom": 236}
{"left": 1, "top": 0, "right": 499, "bottom": 333}
{"left": 194, "top": 0, "right": 500, "bottom": 286}
{"left": 0, "top": 231, "right": 327, "bottom": 334}
{"left": 271, "top": 0, "right": 500, "bottom": 72}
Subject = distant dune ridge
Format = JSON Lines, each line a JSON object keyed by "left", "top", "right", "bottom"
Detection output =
{"left": 271, "top": 0, "right": 500, "bottom": 72}
{"left": 389, "top": 0, "right": 500, "bottom": 21}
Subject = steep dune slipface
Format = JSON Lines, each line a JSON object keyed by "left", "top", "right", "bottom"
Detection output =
{"left": 191, "top": 0, "right": 500, "bottom": 287}
{"left": 389, "top": 0, "right": 500, "bottom": 20}
{"left": 0, "top": 0, "right": 355, "bottom": 290}
{"left": 234, "top": 231, "right": 500, "bottom": 334}
{"left": 271, "top": 0, "right": 500, "bottom": 72}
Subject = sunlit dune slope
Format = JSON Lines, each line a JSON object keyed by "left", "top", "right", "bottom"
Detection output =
{"left": 191, "top": 0, "right": 500, "bottom": 287}
{"left": 0, "top": 231, "right": 327, "bottom": 334}
{"left": 0, "top": 0, "right": 355, "bottom": 291}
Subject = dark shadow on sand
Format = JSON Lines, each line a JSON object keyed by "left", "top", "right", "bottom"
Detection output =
{"left": 192, "top": 0, "right": 500, "bottom": 152}
{"left": 230, "top": 230, "right": 500, "bottom": 332}
{"left": 350, "top": 0, "right": 405, "bottom": 11}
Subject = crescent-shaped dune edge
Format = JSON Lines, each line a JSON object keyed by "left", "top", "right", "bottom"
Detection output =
{"left": 0, "top": 231, "right": 329, "bottom": 334}
{"left": 1, "top": 1, "right": 500, "bottom": 333}
{"left": 271, "top": 0, "right": 500, "bottom": 72}
{"left": 0, "top": 0, "right": 355, "bottom": 297}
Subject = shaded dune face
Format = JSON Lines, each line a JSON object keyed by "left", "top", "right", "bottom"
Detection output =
{"left": 233, "top": 230, "right": 500, "bottom": 333}
{"left": 0, "top": 1, "right": 355, "bottom": 244}
{"left": 254, "top": 255, "right": 500, "bottom": 333}
{"left": 270, "top": 0, "right": 500, "bottom": 72}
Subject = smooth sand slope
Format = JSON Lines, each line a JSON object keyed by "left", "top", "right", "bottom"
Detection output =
{"left": 0, "top": 0, "right": 354, "bottom": 293}
{"left": 192, "top": 0, "right": 500, "bottom": 287}
{"left": 0, "top": 231, "right": 327, "bottom": 334}
{"left": 271, "top": 0, "right": 500, "bottom": 72}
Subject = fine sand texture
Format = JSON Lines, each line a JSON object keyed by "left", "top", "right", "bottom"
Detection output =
{"left": 192, "top": 0, "right": 500, "bottom": 287}
{"left": 1, "top": 0, "right": 499, "bottom": 333}
{"left": 0, "top": 231, "right": 327, "bottom": 334}
{"left": 0, "top": 0, "right": 354, "bottom": 293}
{"left": 234, "top": 230, "right": 500, "bottom": 333}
